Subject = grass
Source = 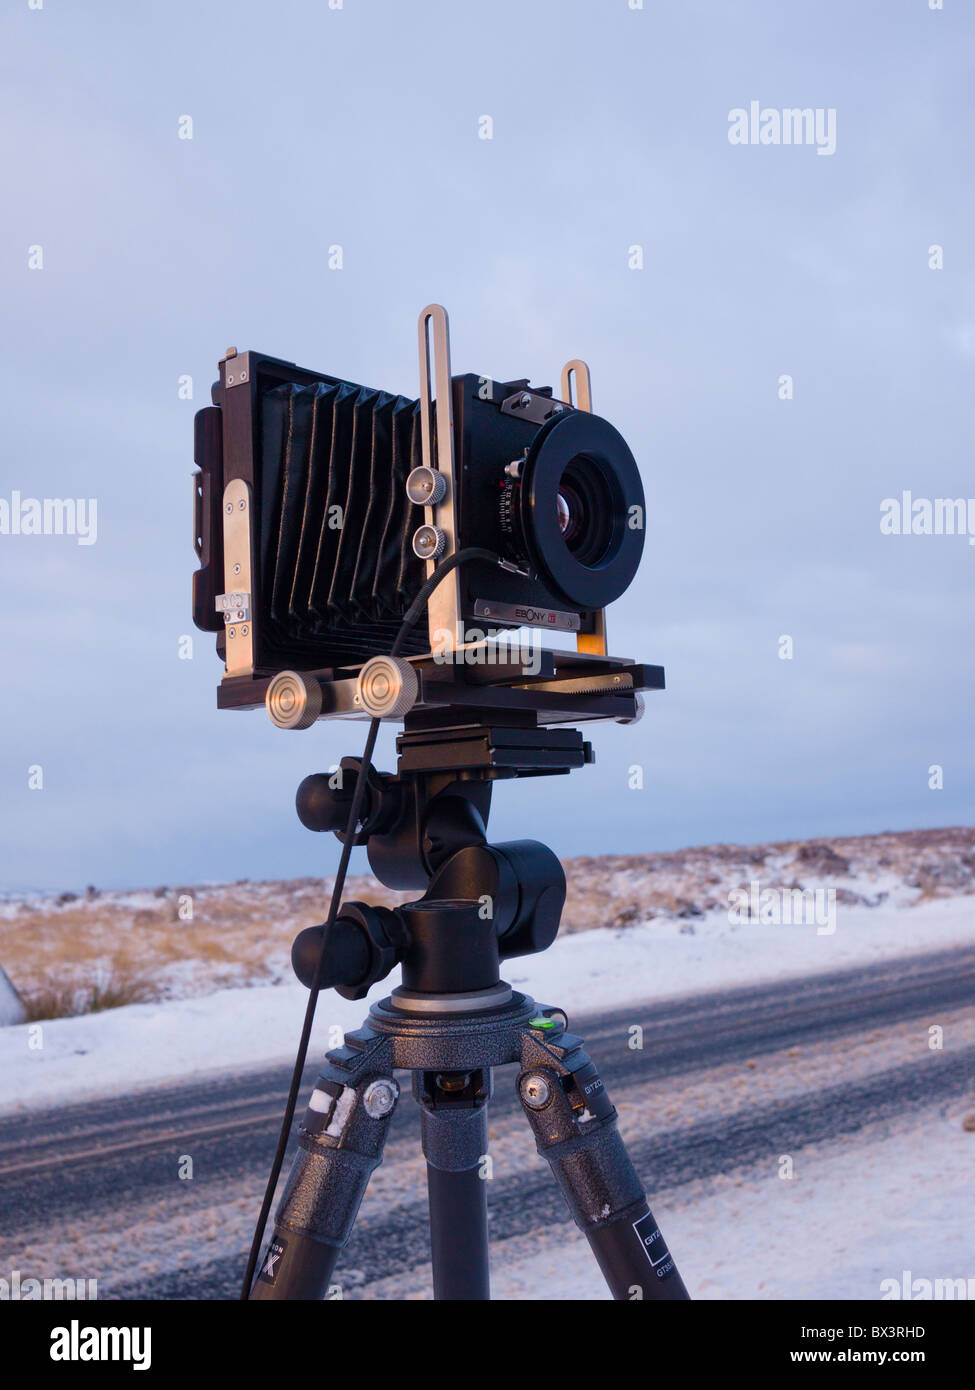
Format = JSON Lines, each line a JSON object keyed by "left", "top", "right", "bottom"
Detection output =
{"left": 21, "top": 971, "right": 157, "bottom": 1022}
{"left": 0, "top": 873, "right": 412, "bottom": 1023}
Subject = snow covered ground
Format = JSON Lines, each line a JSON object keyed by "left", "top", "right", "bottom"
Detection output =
{"left": 1, "top": 836, "right": 972, "bottom": 1303}
{"left": 361, "top": 1104, "right": 975, "bottom": 1301}
{"left": 1, "top": 892, "right": 971, "bottom": 1114}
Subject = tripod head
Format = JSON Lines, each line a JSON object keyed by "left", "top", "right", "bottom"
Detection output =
{"left": 290, "top": 711, "right": 591, "bottom": 1004}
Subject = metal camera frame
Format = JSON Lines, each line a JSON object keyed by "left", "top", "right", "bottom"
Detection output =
{"left": 199, "top": 304, "right": 663, "bottom": 733}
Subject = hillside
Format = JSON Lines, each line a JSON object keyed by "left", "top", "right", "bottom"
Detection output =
{"left": 1, "top": 827, "right": 972, "bottom": 1019}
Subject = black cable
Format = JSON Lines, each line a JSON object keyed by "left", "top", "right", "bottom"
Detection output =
{"left": 240, "top": 546, "right": 500, "bottom": 1298}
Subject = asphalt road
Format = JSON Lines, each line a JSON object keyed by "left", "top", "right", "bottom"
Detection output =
{"left": 1, "top": 943, "right": 972, "bottom": 1298}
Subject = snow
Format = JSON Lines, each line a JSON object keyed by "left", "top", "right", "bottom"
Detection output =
{"left": 0, "top": 894, "right": 971, "bottom": 1115}
{"left": 444, "top": 1103, "right": 975, "bottom": 1301}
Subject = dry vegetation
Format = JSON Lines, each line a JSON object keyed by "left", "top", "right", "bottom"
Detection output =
{"left": 563, "top": 826, "right": 975, "bottom": 931}
{"left": 2, "top": 827, "right": 972, "bottom": 1019}
{"left": 0, "top": 874, "right": 415, "bottom": 1021}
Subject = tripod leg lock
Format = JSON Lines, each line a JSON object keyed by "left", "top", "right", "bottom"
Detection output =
{"left": 280, "top": 1072, "right": 398, "bottom": 1241}
{"left": 516, "top": 1023, "right": 690, "bottom": 1301}
{"left": 516, "top": 1060, "right": 646, "bottom": 1220}
{"left": 250, "top": 1043, "right": 399, "bottom": 1300}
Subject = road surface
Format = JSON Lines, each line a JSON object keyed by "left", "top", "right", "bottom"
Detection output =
{"left": 1, "top": 944, "right": 972, "bottom": 1299}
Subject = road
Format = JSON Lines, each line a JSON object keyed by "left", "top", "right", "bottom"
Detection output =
{"left": 1, "top": 944, "right": 972, "bottom": 1299}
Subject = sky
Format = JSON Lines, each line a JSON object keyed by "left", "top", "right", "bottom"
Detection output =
{"left": 0, "top": 0, "right": 972, "bottom": 892}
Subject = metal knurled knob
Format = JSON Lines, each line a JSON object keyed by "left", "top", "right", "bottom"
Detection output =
{"left": 354, "top": 656, "right": 419, "bottom": 719}
{"left": 405, "top": 466, "right": 447, "bottom": 506}
{"left": 266, "top": 671, "right": 324, "bottom": 730}
{"left": 412, "top": 524, "right": 446, "bottom": 561}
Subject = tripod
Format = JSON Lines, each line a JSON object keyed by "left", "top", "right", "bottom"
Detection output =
{"left": 250, "top": 714, "right": 689, "bottom": 1302}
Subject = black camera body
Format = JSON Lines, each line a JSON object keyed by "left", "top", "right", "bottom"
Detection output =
{"left": 452, "top": 377, "right": 644, "bottom": 618}
{"left": 192, "top": 306, "right": 661, "bottom": 729}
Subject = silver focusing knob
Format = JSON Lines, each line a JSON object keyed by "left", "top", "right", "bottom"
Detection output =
{"left": 266, "top": 671, "right": 324, "bottom": 730}
{"left": 405, "top": 466, "right": 447, "bottom": 506}
{"left": 412, "top": 524, "right": 446, "bottom": 561}
{"left": 354, "top": 656, "right": 419, "bottom": 719}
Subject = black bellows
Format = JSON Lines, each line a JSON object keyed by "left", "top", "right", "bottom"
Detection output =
{"left": 258, "top": 379, "right": 428, "bottom": 663}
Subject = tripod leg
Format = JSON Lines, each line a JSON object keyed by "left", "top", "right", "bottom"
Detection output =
{"left": 418, "top": 1069, "right": 491, "bottom": 1300}
{"left": 517, "top": 1019, "right": 690, "bottom": 1301}
{"left": 250, "top": 1036, "right": 399, "bottom": 1301}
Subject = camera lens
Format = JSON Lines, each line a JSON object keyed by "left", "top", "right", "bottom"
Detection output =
{"left": 555, "top": 456, "right": 616, "bottom": 566}
{"left": 512, "top": 411, "right": 645, "bottom": 610}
